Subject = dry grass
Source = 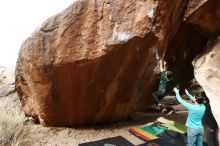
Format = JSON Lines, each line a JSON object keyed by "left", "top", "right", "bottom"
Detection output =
{"left": 0, "top": 97, "right": 26, "bottom": 146}
{"left": 0, "top": 74, "right": 4, "bottom": 85}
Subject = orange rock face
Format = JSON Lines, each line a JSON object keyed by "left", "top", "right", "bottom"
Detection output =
{"left": 16, "top": 0, "right": 207, "bottom": 126}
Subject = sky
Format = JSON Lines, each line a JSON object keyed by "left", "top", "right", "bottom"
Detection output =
{"left": 0, "top": 0, "right": 73, "bottom": 67}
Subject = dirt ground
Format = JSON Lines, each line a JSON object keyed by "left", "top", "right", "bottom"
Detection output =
{"left": 19, "top": 110, "right": 187, "bottom": 146}
{"left": 1, "top": 91, "right": 188, "bottom": 146}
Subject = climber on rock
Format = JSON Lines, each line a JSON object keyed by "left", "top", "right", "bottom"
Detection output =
{"left": 152, "top": 59, "right": 174, "bottom": 114}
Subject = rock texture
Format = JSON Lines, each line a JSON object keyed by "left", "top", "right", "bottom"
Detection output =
{"left": 184, "top": 0, "right": 220, "bottom": 36}
{"left": 0, "top": 67, "right": 15, "bottom": 97}
{"left": 193, "top": 37, "right": 220, "bottom": 138}
{"left": 16, "top": 0, "right": 207, "bottom": 126}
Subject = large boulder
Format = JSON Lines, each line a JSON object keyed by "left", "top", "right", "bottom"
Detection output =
{"left": 16, "top": 0, "right": 206, "bottom": 126}
{"left": 193, "top": 37, "right": 220, "bottom": 138}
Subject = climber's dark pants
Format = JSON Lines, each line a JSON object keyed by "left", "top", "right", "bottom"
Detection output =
{"left": 152, "top": 90, "right": 166, "bottom": 105}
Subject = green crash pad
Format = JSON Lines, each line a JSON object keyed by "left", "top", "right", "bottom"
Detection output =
{"left": 157, "top": 117, "right": 187, "bottom": 133}
{"left": 141, "top": 124, "right": 167, "bottom": 136}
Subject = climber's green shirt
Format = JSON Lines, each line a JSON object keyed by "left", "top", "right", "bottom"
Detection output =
{"left": 158, "top": 71, "right": 168, "bottom": 92}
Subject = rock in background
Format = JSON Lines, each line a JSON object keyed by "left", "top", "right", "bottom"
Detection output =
{"left": 0, "top": 66, "right": 15, "bottom": 97}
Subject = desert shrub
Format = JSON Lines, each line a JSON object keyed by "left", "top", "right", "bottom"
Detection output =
{"left": 0, "top": 97, "right": 26, "bottom": 146}
{"left": 0, "top": 74, "right": 4, "bottom": 85}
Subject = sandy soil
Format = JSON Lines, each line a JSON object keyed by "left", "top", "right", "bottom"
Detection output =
{"left": 1, "top": 92, "right": 188, "bottom": 146}
{"left": 19, "top": 111, "right": 187, "bottom": 146}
